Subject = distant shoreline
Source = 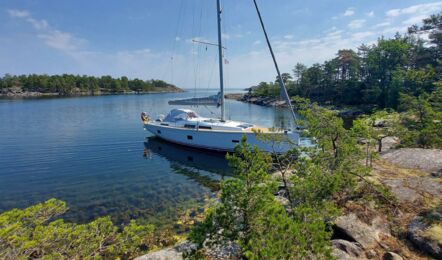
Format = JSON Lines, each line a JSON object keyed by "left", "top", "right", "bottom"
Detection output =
{"left": 0, "top": 88, "right": 185, "bottom": 99}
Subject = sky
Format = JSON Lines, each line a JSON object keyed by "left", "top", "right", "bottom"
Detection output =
{"left": 1, "top": 0, "right": 442, "bottom": 89}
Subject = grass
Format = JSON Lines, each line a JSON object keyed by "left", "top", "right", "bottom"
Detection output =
{"left": 423, "top": 224, "right": 442, "bottom": 244}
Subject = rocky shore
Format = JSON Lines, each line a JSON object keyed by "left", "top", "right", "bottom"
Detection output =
{"left": 225, "top": 93, "right": 368, "bottom": 120}
{"left": 136, "top": 145, "right": 442, "bottom": 259}
{"left": 225, "top": 93, "right": 287, "bottom": 107}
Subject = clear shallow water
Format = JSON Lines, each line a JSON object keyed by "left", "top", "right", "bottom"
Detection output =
{"left": 0, "top": 91, "right": 296, "bottom": 226}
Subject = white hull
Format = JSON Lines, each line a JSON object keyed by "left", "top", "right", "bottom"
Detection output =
{"left": 144, "top": 122, "right": 299, "bottom": 153}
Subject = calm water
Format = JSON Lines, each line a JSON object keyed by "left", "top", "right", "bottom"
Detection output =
{"left": 0, "top": 90, "right": 295, "bottom": 226}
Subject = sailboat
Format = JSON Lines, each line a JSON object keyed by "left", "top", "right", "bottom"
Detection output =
{"left": 141, "top": 0, "right": 301, "bottom": 153}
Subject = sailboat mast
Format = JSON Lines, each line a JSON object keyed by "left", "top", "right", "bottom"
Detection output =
{"left": 216, "top": 0, "right": 225, "bottom": 121}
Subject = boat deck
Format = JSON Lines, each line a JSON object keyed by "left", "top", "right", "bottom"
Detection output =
{"left": 249, "top": 127, "right": 271, "bottom": 133}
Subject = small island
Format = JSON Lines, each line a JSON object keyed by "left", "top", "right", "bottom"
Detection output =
{"left": 0, "top": 74, "right": 183, "bottom": 97}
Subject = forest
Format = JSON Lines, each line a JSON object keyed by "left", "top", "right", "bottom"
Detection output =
{"left": 0, "top": 74, "right": 181, "bottom": 95}
{"left": 251, "top": 13, "right": 442, "bottom": 110}
{"left": 250, "top": 13, "right": 442, "bottom": 149}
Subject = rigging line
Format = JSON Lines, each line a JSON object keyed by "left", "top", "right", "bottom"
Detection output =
{"left": 170, "top": 0, "right": 185, "bottom": 85}
{"left": 252, "top": 0, "right": 298, "bottom": 123}
{"left": 221, "top": 1, "right": 231, "bottom": 119}
{"left": 195, "top": 0, "right": 205, "bottom": 97}
{"left": 192, "top": 0, "right": 205, "bottom": 98}
{"left": 191, "top": 1, "right": 199, "bottom": 95}
{"left": 206, "top": 52, "right": 218, "bottom": 91}
{"left": 203, "top": 105, "right": 217, "bottom": 116}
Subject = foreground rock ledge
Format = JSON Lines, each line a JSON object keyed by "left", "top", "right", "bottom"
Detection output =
{"left": 135, "top": 241, "right": 196, "bottom": 260}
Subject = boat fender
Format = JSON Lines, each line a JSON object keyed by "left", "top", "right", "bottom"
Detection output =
{"left": 141, "top": 112, "right": 149, "bottom": 123}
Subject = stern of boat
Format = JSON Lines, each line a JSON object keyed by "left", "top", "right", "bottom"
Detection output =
{"left": 140, "top": 112, "right": 151, "bottom": 129}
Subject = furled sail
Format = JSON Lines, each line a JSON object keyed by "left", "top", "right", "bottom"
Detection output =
{"left": 168, "top": 92, "right": 221, "bottom": 107}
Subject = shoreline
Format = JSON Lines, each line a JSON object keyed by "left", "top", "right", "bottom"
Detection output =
{"left": 225, "top": 92, "right": 371, "bottom": 119}
{"left": 0, "top": 89, "right": 185, "bottom": 99}
{"left": 224, "top": 92, "right": 288, "bottom": 107}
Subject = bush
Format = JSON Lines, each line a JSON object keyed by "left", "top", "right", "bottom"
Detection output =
{"left": 0, "top": 199, "right": 160, "bottom": 259}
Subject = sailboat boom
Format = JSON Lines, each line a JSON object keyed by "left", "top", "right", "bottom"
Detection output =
{"left": 252, "top": 0, "right": 298, "bottom": 123}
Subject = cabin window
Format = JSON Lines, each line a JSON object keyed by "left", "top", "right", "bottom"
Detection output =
{"left": 160, "top": 123, "right": 169, "bottom": 126}
{"left": 187, "top": 135, "right": 193, "bottom": 140}
{"left": 198, "top": 125, "right": 212, "bottom": 130}
{"left": 157, "top": 130, "right": 161, "bottom": 134}
{"left": 232, "top": 140, "right": 240, "bottom": 143}
{"left": 184, "top": 124, "right": 196, "bottom": 129}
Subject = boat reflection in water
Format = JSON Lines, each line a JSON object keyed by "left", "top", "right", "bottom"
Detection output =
{"left": 143, "top": 136, "right": 233, "bottom": 192}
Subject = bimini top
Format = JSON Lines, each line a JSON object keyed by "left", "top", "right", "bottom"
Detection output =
{"left": 164, "top": 109, "right": 200, "bottom": 122}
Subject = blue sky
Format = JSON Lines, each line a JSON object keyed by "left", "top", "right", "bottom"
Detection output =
{"left": 1, "top": 0, "right": 442, "bottom": 88}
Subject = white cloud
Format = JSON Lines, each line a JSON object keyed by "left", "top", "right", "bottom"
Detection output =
{"left": 7, "top": 9, "right": 30, "bottom": 18}
{"left": 8, "top": 9, "right": 85, "bottom": 54}
{"left": 252, "top": 40, "right": 261, "bottom": 45}
{"left": 227, "top": 35, "right": 357, "bottom": 86}
{"left": 402, "top": 15, "right": 428, "bottom": 25}
{"left": 386, "top": 9, "right": 401, "bottom": 17}
{"left": 26, "top": 17, "right": 48, "bottom": 30}
{"left": 352, "top": 31, "right": 374, "bottom": 41}
{"left": 386, "top": 2, "right": 442, "bottom": 17}
{"left": 38, "top": 30, "right": 86, "bottom": 52}
{"left": 374, "top": 22, "right": 391, "bottom": 28}
{"left": 348, "top": 19, "right": 365, "bottom": 29}
{"left": 326, "top": 30, "right": 343, "bottom": 39}
{"left": 343, "top": 8, "right": 355, "bottom": 17}
{"left": 283, "top": 34, "right": 294, "bottom": 39}
{"left": 221, "top": 33, "right": 230, "bottom": 40}
{"left": 175, "top": 36, "right": 181, "bottom": 41}
{"left": 381, "top": 26, "right": 407, "bottom": 35}
{"left": 367, "top": 11, "right": 375, "bottom": 17}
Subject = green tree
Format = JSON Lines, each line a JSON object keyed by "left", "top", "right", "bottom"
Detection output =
{"left": 121, "top": 76, "right": 129, "bottom": 91}
{"left": 190, "top": 136, "right": 335, "bottom": 259}
{"left": 409, "top": 12, "right": 442, "bottom": 61}
{"left": 365, "top": 37, "right": 411, "bottom": 108}
{"left": 292, "top": 63, "right": 307, "bottom": 84}
{"left": 352, "top": 111, "right": 400, "bottom": 167}
{"left": 398, "top": 92, "right": 442, "bottom": 148}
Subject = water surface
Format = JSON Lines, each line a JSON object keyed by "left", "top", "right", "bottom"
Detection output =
{"left": 0, "top": 91, "right": 295, "bottom": 226}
